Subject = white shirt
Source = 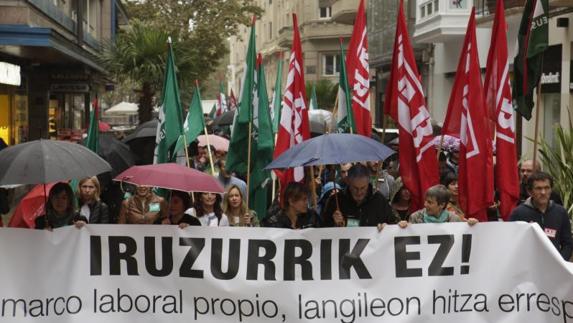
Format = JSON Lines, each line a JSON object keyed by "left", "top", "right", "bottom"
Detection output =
{"left": 185, "top": 208, "right": 229, "bottom": 227}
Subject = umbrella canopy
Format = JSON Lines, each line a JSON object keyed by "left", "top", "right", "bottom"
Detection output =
{"left": 122, "top": 120, "right": 158, "bottom": 165}
{"left": 96, "top": 134, "right": 135, "bottom": 176}
{"left": 212, "top": 109, "right": 235, "bottom": 127}
{"left": 197, "top": 134, "right": 229, "bottom": 152}
{"left": 265, "top": 133, "right": 395, "bottom": 169}
{"left": 8, "top": 183, "right": 56, "bottom": 228}
{"left": 106, "top": 101, "right": 139, "bottom": 114}
{"left": 113, "top": 163, "right": 224, "bottom": 193}
{"left": 0, "top": 139, "right": 112, "bottom": 185}
{"left": 123, "top": 119, "right": 158, "bottom": 143}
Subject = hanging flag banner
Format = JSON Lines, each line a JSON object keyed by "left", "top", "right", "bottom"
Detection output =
{"left": 0, "top": 223, "right": 572, "bottom": 323}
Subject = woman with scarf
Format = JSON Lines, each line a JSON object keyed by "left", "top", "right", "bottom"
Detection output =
{"left": 402, "top": 185, "right": 477, "bottom": 227}
{"left": 36, "top": 182, "right": 82, "bottom": 230}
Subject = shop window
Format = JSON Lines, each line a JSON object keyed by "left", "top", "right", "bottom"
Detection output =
{"left": 0, "top": 95, "right": 10, "bottom": 145}
{"left": 543, "top": 93, "right": 561, "bottom": 149}
{"left": 13, "top": 94, "right": 28, "bottom": 144}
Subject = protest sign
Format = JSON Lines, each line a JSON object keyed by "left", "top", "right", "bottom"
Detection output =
{"left": 0, "top": 223, "right": 572, "bottom": 322}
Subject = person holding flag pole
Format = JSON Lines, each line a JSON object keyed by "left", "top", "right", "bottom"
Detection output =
{"left": 336, "top": 38, "right": 356, "bottom": 134}
{"left": 441, "top": 8, "right": 494, "bottom": 222}
{"left": 273, "top": 13, "right": 311, "bottom": 205}
{"left": 154, "top": 36, "right": 184, "bottom": 166}
{"left": 270, "top": 52, "right": 284, "bottom": 202}
{"left": 174, "top": 80, "right": 215, "bottom": 174}
{"left": 226, "top": 16, "right": 257, "bottom": 211}
{"left": 384, "top": 0, "right": 439, "bottom": 211}
{"left": 484, "top": 0, "right": 520, "bottom": 220}
{"left": 512, "top": 0, "right": 549, "bottom": 169}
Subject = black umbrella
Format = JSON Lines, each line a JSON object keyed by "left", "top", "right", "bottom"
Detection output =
{"left": 0, "top": 139, "right": 111, "bottom": 185}
{"left": 122, "top": 119, "right": 159, "bottom": 165}
{"left": 123, "top": 119, "right": 158, "bottom": 143}
{"left": 212, "top": 109, "right": 235, "bottom": 127}
{"left": 89, "top": 134, "right": 135, "bottom": 176}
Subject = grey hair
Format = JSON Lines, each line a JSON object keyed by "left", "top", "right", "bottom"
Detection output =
{"left": 425, "top": 184, "right": 451, "bottom": 208}
{"left": 347, "top": 163, "right": 371, "bottom": 180}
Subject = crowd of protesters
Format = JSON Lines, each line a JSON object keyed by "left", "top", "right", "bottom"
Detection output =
{"left": 0, "top": 135, "right": 570, "bottom": 261}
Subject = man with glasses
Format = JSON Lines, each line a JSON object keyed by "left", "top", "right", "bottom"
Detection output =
{"left": 321, "top": 164, "right": 397, "bottom": 227}
{"left": 510, "top": 172, "right": 572, "bottom": 260}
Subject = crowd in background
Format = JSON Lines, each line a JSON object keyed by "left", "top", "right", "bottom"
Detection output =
{"left": 0, "top": 136, "right": 570, "bottom": 261}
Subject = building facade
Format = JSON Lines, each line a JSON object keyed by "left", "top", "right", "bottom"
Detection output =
{"left": 228, "top": 0, "right": 356, "bottom": 111}
{"left": 0, "top": 0, "right": 127, "bottom": 145}
{"left": 368, "top": 0, "right": 426, "bottom": 128}
{"left": 412, "top": 0, "right": 573, "bottom": 158}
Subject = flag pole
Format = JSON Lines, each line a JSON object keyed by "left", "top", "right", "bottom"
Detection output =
{"left": 309, "top": 167, "right": 318, "bottom": 209}
{"left": 246, "top": 121, "right": 253, "bottom": 209}
{"left": 271, "top": 134, "right": 278, "bottom": 201}
{"left": 203, "top": 128, "right": 216, "bottom": 174}
{"left": 532, "top": 81, "right": 543, "bottom": 169}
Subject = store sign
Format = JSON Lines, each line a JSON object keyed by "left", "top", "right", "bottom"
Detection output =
{"left": 0, "top": 62, "right": 21, "bottom": 86}
{"left": 50, "top": 84, "right": 90, "bottom": 92}
{"left": 541, "top": 45, "right": 562, "bottom": 93}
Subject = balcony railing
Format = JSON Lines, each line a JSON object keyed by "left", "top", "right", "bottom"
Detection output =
{"left": 28, "top": 0, "right": 77, "bottom": 33}
{"left": 475, "top": 0, "right": 525, "bottom": 17}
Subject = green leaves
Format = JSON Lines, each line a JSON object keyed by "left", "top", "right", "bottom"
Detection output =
{"left": 537, "top": 118, "right": 573, "bottom": 217}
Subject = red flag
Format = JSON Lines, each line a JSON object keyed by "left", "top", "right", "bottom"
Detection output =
{"left": 384, "top": 0, "right": 439, "bottom": 210}
{"left": 484, "top": 0, "right": 519, "bottom": 220}
{"left": 229, "top": 89, "right": 238, "bottom": 111}
{"left": 442, "top": 8, "right": 494, "bottom": 221}
{"left": 345, "top": 0, "right": 371, "bottom": 137}
{"left": 274, "top": 13, "right": 310, "bottom": 192}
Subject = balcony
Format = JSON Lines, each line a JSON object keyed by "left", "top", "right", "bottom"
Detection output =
{"left": 28, "top": 0, "right": 77, "bottom": 33}
{"left": 331, "top": 0, "right": 357, "bottom": 25}
{"left": 413, "top": 0, "right": 472, "bottom": 43}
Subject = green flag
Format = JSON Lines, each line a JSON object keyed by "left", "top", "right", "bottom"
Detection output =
{"left": 251, "top": 56, "right": 275, "bottom": 219}
{"left": 271, "top": 59, "right": 283, "bottom": 134}
{"left": 154, "top": 39, "right": 184, "bottom": 164}
{"left": 226, "top": 19, "right": 256, "bottom": 175}
{"left": 309, "top": 83, "right": 318, "bottom": 110}
{"left": 85, "top": 101, "right": 99, "bottom": 153}
{"left": 336, "top": 43, "right": 356, "bottom": 133}
{"left": 175, "top": 84, "right": 205, "bottom": 154}
{"left": 512, "top": 0, "right": 548, "bottom": 120}
{"left": 208, "top": 103, "right": 216, "bottom": 119}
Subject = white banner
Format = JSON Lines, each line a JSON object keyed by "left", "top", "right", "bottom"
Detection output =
{"left": 0, "top": 223, "right": 572, "bottom": 323}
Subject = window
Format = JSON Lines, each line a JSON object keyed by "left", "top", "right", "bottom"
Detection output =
{"left": 319, "top": 6, "right": 331, "bottom": 19}
{"left": 419, "top": 0, "right": 439, "bottom": 19}
{"left": 268, "top": 21, "right": 273, "bottom": 40}
{"left": 322, "top": 54, "right": 340, "bottom": 76}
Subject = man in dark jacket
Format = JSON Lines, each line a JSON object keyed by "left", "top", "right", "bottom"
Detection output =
{"left": 322, "top": 164, "right": 397, "bottom": 227}
{"left": 510, "top": 171, "right": 572, "bottom": 261}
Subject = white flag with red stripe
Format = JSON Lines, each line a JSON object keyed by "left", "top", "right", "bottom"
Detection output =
{"left": 384, "top": 0, "right": 439, "bottom": 211}
{"left": 484, "top": 0, "right": 519, "bottom": 220}
{"left": 346, "top": 0, "right": 371, "bottom": 137}
{"left": 274, "top": 13, "right": 310, "bottom": 189}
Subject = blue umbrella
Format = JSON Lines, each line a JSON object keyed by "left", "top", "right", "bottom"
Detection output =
{"left": 265, "top": 133, "right": 395, "bottom": 169}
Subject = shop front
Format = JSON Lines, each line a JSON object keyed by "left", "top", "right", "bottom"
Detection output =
{"left": 0, "top": 61, "right": 28, "bottom": 146}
